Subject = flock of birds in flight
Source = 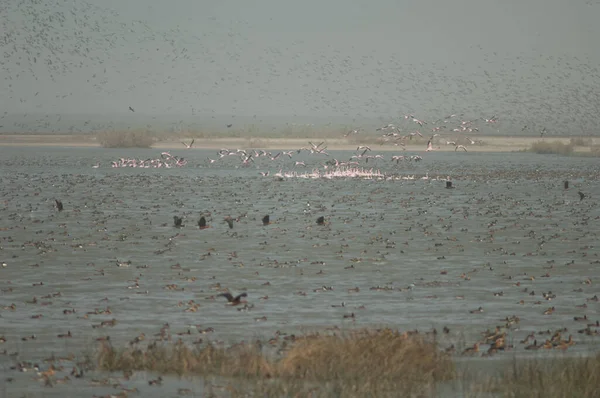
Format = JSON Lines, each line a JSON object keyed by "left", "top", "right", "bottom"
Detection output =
{"left": 3, "top": 0, "right": 598, "bottom": 138}
{"left": 162, "top": 113, "right": 510, "bottom": 174}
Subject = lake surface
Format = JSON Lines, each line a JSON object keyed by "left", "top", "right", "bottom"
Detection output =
{"left": 1, "top": 146, "right": 599, "bottom": 397}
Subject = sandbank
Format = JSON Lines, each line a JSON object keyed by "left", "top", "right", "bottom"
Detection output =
{"left": 0, "top": 134, "right": 593, "bottom": 153}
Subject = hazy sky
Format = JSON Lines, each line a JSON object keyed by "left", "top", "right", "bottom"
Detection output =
{"left": 1, "top": 0, "right": 599, "bottom": 134}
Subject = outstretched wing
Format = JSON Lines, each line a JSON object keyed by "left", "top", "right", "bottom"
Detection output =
{"left": 234, "top": 292, "right": 248, "bottom": 301}
{"left": 219, "top": 292, "right": 234, "bottom": 302}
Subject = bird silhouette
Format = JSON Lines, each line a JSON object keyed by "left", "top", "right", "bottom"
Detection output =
{"left": 578, "top": 191, "right": 585, "bottom": 201}
{"left": 224, "top": 217, "right": 234, "bottom": 229}
{"left": 173, "top": 216, "right": 183, "bottom": 228}
{"left": 219, "top": 292, "right": 248, "bottom": 306}
{"left": 55, "top": 199, "right": 63, "bottom": 211}
{"left": 316, "top": 216, "right": 325, "bottom": 225}
{"left": 262, "top": 215, "right": 270, "bottom": 226}
{"left": 198, "top": 216, "right": 209, "bottom": 229}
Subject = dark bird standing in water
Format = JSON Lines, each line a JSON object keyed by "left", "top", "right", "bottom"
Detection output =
{"left": 262, "top": 215, "right": 270, "bottom": 226}
{"left": 316, "top": 216, "right": 325, "bottom": 225}
{"left": 579, "top": 191, "right": 585, "bottom": 201}
{"left": 198, "top": 216, "right": 209, "bottom": 229}
{"left": 219, "top": 292, "right": 248, "bottom": 306}
{"left": 224, "top": 216, "right": 234, "bottom": 229}
{"left": 55, "top": 199, "right": 63, "bottom": 211}
{"left": 173, "top": 216, "right": 183, "bottom": 228}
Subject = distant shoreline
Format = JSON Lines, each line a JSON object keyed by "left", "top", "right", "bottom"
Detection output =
{"left": 0, "top": 134, "right": 595, "bottom": 153}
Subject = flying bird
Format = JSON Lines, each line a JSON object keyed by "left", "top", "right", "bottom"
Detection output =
{"left": 182, "top": 139, "right": 195, "bottom": 149}
{"left": 262, "top": 215, "right": 270, "bottom": 226}
{"left": 219, "top": 292, "right": 248, "bottom": 306}
{"left": 129, "top": 106, "right": 135, "bottom": 112}
{"left": 224, "top": 216, "right": 234, "bottom": 229}
{"left": 55, "top": 199, "right": 63, "bottom": 211}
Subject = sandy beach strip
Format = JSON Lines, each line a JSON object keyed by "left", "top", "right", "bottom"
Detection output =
{"left": 0, "top": 134, "right": 586, "bottom": 152}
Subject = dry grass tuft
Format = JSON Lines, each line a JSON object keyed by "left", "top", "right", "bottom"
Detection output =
{"left": 570, "top": 137, "right": 593, "bottom": 147}
{"left": 246, "top": 137, "right": 267, "bottom": 148}
{"left": 96, "top": 328, "right": 453, "bottom": 397}
{"left": 279, "top": 329, "right": 451, "bottom": 381}
{"left": 96, "top": 129, "right": 155, "bottom": 148}
{"left": 529, "top": 140, "right": 574, "bottom": 155}
{"left": 97, "top": 339, "right": 273, "bottom": 377}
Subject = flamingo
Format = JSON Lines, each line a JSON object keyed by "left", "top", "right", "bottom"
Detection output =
{"left": 181, "top": 139, "right": 195, "bottom": 149}
{"left": 426, "top": 140, "right": 434, "bottom": 151}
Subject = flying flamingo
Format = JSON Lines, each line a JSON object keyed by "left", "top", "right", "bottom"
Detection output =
{"left": 426, "top": 140, "right": 434, "bottom": 151}
{"left": 181, "top": 139, "right": 195, "bottom": 149}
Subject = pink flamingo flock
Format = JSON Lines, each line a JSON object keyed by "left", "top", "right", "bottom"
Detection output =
{"left": 274, "top": 166, "right": 385, "bottom": 180}
{"left": 269, "top": 166, "right": 450, "bottom": 181}
{"left": 110, "top": 152, "right": 187, "bottom": 168}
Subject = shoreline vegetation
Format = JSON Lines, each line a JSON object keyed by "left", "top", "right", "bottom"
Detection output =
{"left": 90, "top": 328, "right": 600, "bottom": 397}
{"left": 0, "top": 131, "right": 599, "bottom": 155}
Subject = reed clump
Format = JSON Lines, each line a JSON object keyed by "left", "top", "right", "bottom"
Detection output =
{"left": 96, "top": 129, "right": 155, "bottom": 148}
{"left": 470, "top": 354, "right": 600, "bottom": 398}
{"left": 529, "top": 140, "right": 574, "bottom": 155}
{"left": 346, "top": 134, "right": 385, "bottom": 145}
{"left": 246, "top": 137, "right": 267, "bottom": 148}
{"left": 96, "top": 328, "right": 454, "bottom": 397}
{"left": 569, "top": 137, "right": 593, "bottom": 147}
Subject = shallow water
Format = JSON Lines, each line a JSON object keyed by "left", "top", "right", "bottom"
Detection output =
{"left": 1, "top": 147, "right": 599, "bottom": 397}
